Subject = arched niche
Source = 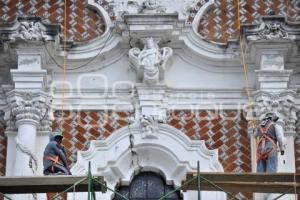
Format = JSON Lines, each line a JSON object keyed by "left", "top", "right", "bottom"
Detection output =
{"left": 70, "top": 123, "right": 226, "bottom": 200}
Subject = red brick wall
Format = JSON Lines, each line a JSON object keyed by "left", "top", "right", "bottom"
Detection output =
{"left": 52, "top": 111, "right": 132, "bottom": 167}
{"left": 198, "top": 0, "right": 300, "bottom": 44}
{"left": 167, "top": 110, "right": 251, "bottom": 172}
{"left": 0, "top": 0, "right": 112, "bottom": 42}
{"left": 167, "top": 110, "right": 252, "bottom": 199}
{"left": 52, "top": 110, "right": 254, "bottom": 198}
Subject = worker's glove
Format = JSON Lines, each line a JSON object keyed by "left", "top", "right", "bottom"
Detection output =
{"left": 280, "top": 150, "right": 285, "bottom": 155}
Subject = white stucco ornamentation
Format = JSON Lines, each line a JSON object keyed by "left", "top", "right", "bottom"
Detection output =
{"left": 243, "top": 16, "right": 300, "bottom": 42}
{"left": 140, "top": 114, "right": 166, "bottom": 139}
{"left": 4, "top": 91, "right": 50, "bottom": 176}
{"left": 0, "top": 16, "right": 60, "bottom": 43}
{"left": 10, "top": 21, "right": 46, "bottom": 41}
{"left": 251, "top": 91, "right": 298, "bottom": 135}
{"left": 129, "top": 38, "right": 172, "bottom": 84}
{"left": 141, "top": 0, "right": 166, "bottom": 13}
{"left": 90, "top": 0, "right": 213, "bottom": 22}
{"left": 251, "top": 22, "right": 289, "bottom": 41}
{"left": 71, "top": 123, "right": 225, "bottom": 200}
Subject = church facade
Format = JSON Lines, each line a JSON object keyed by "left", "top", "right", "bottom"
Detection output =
{"left": 0, "top": 0, "right": 299, "bottom": 199}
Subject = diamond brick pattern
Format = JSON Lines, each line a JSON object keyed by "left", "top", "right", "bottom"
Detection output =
{"left": 52, "top": 111, "right": 132, "bottom": 167}
{"left": 0, "top": 125, "right": 6, "bottom": 177}
{"left": 168, "top": 110, "right": 252, "bottom": 199}
{"left": 187, "top": 0, "right": 210, "bottom": 23}
{"left": 167, "top": 110, "right": 251, "bottom": 172}
{"left": 0, "top": 0, "right": 109, "bottom": 42}
{"left": 198, "top": 0, "right": 300, "bottom": 44}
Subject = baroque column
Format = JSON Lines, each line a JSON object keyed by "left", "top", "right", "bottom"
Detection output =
{"left": 6, "top": 91, "right": 50, "bottom": 176}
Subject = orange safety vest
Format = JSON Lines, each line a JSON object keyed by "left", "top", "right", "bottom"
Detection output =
{"left": 256, "top": 121, "right": 277, "bottom": 161}
{"left": 44, "top": 156, "right": 62, "bottom": 172}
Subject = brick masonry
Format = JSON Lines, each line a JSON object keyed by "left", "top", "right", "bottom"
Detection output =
{"left": 167, "top": 110, "right": 252, "bottom": 199}
{"left": 0, "top": 0, "right": 113, "bottom": 42}
{"left": 167, "top": 110, "right": 251, "bottom": 172}
{"left": 52, "top": 110, "right": 132, "bottom": 167}
{"left": 198, "top": 0, "right": 300, "bottom": 44}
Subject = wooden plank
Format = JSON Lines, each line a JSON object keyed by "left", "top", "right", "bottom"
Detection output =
{"left": 185, "top": 172, "right": 300, "bottom": 183}
{"left": 182, "top": 173, "right": 300, "bottom": 194}
{"left": 0, "top": 175, "right": 106, "bottom": 194}
{"left": 0, "top": 173, "right": 299, "bottom": 194}
{"left": 182, "top": 181, "right": 300, "bottom": 194}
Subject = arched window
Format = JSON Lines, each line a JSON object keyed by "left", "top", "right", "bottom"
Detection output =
{"left": 114, "top": 172, "right": 181, "bottom": 200}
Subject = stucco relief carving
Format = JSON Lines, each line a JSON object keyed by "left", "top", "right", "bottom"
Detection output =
{"left": 10, "top": 21, "right": 46, "bottom": 41}
{"left": 0, "top": 16, "right": 60, "bottom": 43}
{"left": 255, "top": 23, "right": 289, "bottom": 40}
{"left": 71, "top": 123, "right": 225, "bottom": 199}
{"left": 5, "top": 91, "right": 51, "bottom": 130}
{"left": 4, "top": 91, "right": 51, "bottom": 175}
{"left": 92, "top": 0, "right": 212, "bottom": 22}
{"left": 10, "top": 92, "right": 46, "bottom": 123}
{"left": 140, "top": 114, "right": 166, "bottom": 139}
{"left": 250, "top": 91, "right": 298, "bottom": 135}
{"left": 243, "top": 16, "right": 300, "bottom": 42}
{"left": 129, "top": 38, "right": 172, "bottom": 84}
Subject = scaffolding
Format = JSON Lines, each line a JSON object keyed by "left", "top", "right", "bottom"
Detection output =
{"left": 0, "top": 162, "right": 299, "bottom": 200}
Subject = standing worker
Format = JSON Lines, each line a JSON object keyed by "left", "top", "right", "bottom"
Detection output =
{"left": 255, "top": 112, "right": 286, "bottom": 173}
{"left": 43, "top": 132, "right": 71, "bottom": 175}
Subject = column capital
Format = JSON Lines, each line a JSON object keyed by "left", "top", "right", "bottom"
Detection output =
{"left": 247, "top": 90, "right": 298, "bottom": 136}
{"left": 5, "top": 90, "right": 51, "bottom": 128}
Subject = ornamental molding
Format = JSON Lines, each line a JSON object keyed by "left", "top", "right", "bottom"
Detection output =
{"left": 139, "top": 114, "right": 166, "bottom": 139}
{"left": 247, "top": 90, "right": 298, "bottom": 136}
{"left": 0, "top": 16, "right": 60, "bottom": 42}
{"left": 242, "top": 16, "right": 300, "bottom": 42}
{"left": 256, "top": 23, "right": 288, "bottom": 40}
{"left": 90, "top": 0, "right": 212, "bottom": 22}
{"left": 71, "top": 123, "right": 225, "bottom": 199}
{"left": 129, "top": 38, "right": 173, "bottom": 84}
{"left": 5, "top": 91, "right": 51, "bottom": 129}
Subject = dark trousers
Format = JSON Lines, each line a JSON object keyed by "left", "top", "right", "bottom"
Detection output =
{"left": 44, "top": 164, "right": 70, "bottom": 175}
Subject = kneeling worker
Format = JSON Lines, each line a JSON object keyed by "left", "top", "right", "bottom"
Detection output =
{"left": 43, "top": 132, "right": 71, "bottom": 175}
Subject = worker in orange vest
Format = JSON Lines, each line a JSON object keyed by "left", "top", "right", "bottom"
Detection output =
{"left": 255, "top": 112, "right": 286, "bottom": 173}
{"left": 43, "top": 132, "right": 71, "bottom": 175}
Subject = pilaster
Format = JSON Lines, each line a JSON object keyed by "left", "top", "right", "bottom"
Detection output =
{"left": 242, "top": 15, "right": 300, "bottom": 200}
{"left": 0, "top": 17, "right": 58, "bottom": 186}
{"left": 135, "top": 84, "right": 168, "bottom": 120}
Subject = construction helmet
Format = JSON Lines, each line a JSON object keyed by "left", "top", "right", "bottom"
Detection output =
{"left": 263, "top": 112, "right": 279, "bottom": 122}
{"left": 52, "top": 131, "right": 63, "bottom": 141}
